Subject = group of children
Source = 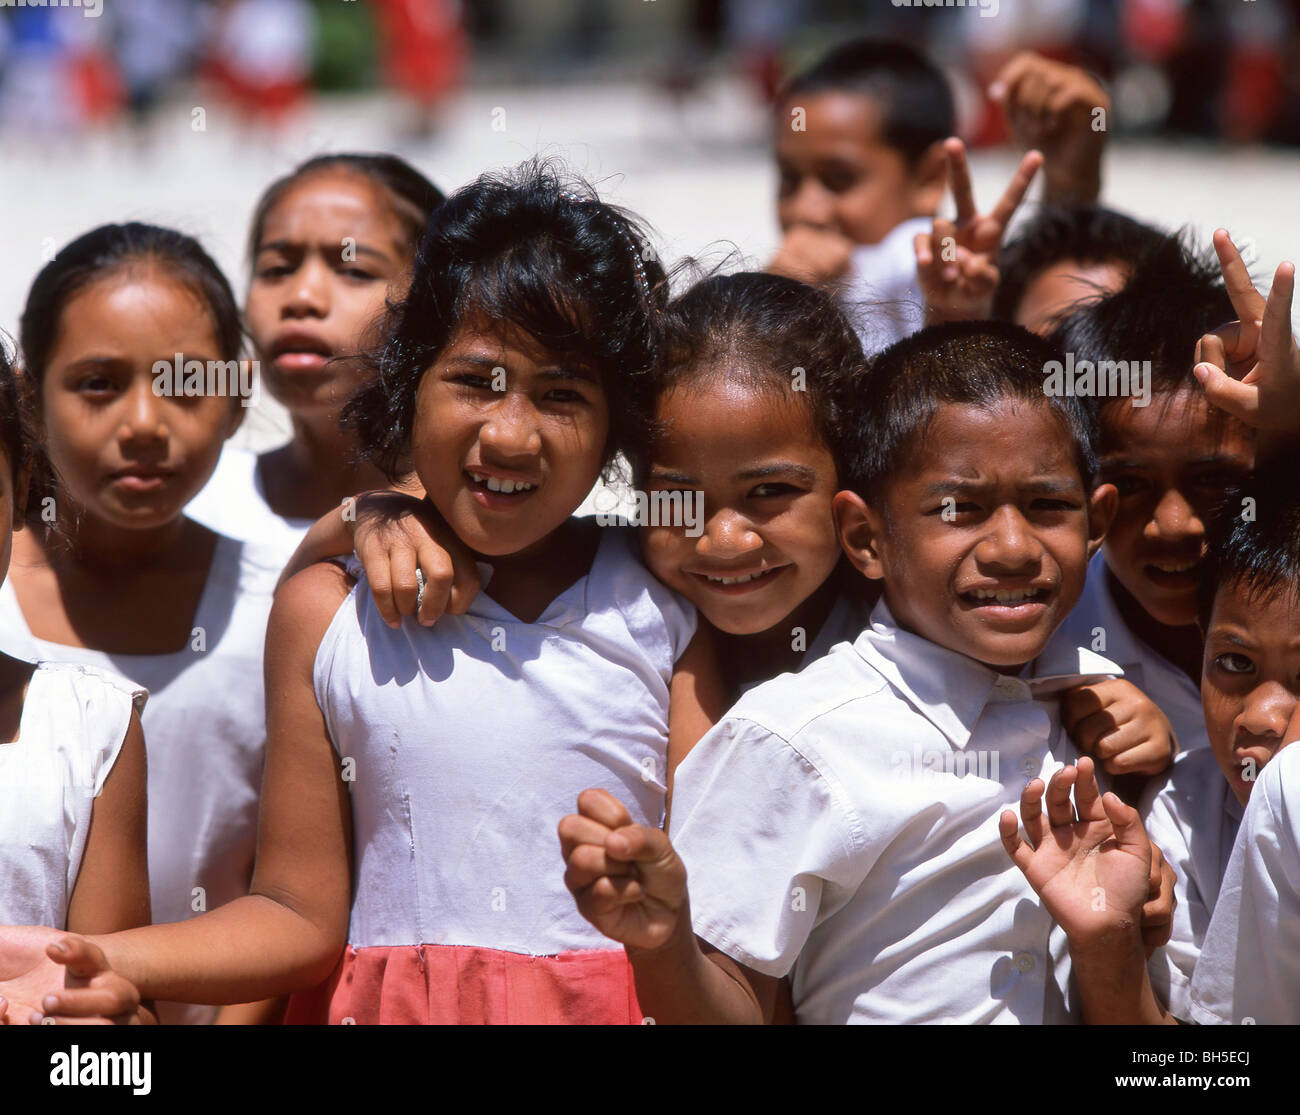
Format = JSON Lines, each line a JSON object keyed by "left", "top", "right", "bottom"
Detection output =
{"left": 0, "top": 37, "right": 1296, "bottom": 1026}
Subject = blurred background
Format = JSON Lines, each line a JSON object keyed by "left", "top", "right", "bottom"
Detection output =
{"left": 2, "top": 0, "right": 1298, "bottom": 449}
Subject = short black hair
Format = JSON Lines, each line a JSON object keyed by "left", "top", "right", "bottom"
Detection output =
{"left": 780, "top": 39, "right": 954, "bottom": 166}
{"left": 343, "top": 159, "right": 665, "bottom": 481}
{"left": 247, "top": 153, "right": 445, "bottom": 262}
{"left": 1050, "top": 232, "right": 1238, "bottom": 426}
{"left": 993, "top": 205, "right": 1169, "bottom": 324}
{"left": 636, "top": 271, "right": 865, "bottom": 483}
{"left": 840, "top": 320, "right": 1098, "bottom": 503}
{"left": 1199, "top": 459, "right": 1300, "bottom": 631}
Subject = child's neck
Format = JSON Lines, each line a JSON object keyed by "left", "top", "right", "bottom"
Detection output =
{"left": 51, "top": 507, "right": 194, "bottom": 571}
{"left": 1105, "top": 567, "right": 1203, "bottom": 684}
{"left": 715, "top": 576, "right": 839, "bottom": 696}
{"left": 476, "top": 517, "right": 601, "bottom": 625}
{"left": 261, "top": 412, "right": 399, "bottom": 521}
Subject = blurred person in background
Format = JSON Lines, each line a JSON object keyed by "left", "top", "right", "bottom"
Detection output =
{"left": 203, "top": 0, "right": 315, "bottom": 131}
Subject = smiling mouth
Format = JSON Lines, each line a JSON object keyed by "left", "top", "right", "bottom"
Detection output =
{"left": 466, "top": 469, "right": 538, "bottom": 496}
{"left": 962, "top": 586, "right": 1050, "bottom": 605}
{"left": 1146, "top": 560, "right": 1199, "bottom": 575}
{"left": 691, "top": 565, "right": 788, "bottom": 591}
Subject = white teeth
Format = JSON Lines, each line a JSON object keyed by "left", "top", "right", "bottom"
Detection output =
{"left": 706, "top": 572, "right": 763, "bottom": 586}
{"left": 470, "top": 471, "right": 535, "bottom": 494}
{"left": 970, "top": 587, "right": 1042, "bottom": 603}
{"left": 1152, "top": 561, "right": 1196, "bottom": 573}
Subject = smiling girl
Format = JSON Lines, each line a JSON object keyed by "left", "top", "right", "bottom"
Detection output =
{"left": 0, "top": 224, "right": 283, "bottom": 1023}
{"left": 187, "top": 154, "right": 443, "bottom": 557}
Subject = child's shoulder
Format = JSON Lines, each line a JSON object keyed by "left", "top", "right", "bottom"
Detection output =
{"left": 29, "top": 660, "right": 146, "bottom": 711}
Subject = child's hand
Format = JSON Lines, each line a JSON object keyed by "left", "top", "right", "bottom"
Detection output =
{"left": 0, "top": 927, "right": 145, "bottom": 1025}
{"left": 354, "top": 492, "right": 481, "bottom": 628}
{"left": 989, "top": 52, "right": 1108, "bottom": 205}
{"left": 1000, "top": 757, "right": 1153, "bottom": 949}
{"left": 1141, "top": 841, "right": 1176, "bottom": 957}
{"left": 1193, "top": 228, "right": 1300, "bottom": 437}
{"left": 1061, "top": 678, "right": 1176, "bottom": 776}
{"left": 559, "top": 788, "right": 687, "bottom": 952}
{"left": 767, "top": 225, "right": 855, "bottom": 286}
{"left": 915, "top": 138, "right": 1042, "bottom": 324}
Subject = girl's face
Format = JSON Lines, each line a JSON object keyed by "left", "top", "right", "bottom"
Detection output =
{"left": 640, "top": 379, "right": 842, "bottom": 636}
{"left": 39, "top": 268, "right": 239, "bottom": 531}
{"left": 411, "top": 317, "right": 609, "bottom": 558}
{"left": 248, "top": 170, "right": 412, "bottom": 418}
{"left": 1100, "top": 389, "right": 1253, "bottom": 628}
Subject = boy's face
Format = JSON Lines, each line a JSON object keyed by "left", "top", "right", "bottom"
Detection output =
{"left": 1202, "top": 579, "right": 1300, "bottom": 806}
{"left": 1100, "top": 389, "right": 1253, "bottom": 628}
{"left": 1015, "top": 259, "right": 1129, "bottom": 337}
{"left": 835, "top": 399, "right": 1115, "bottom": 671}
{"left": 775, "top": 92, "right": 945, "bottom": 247}
{"left": 640, "top": 379, "right": 842, "bottom": 636}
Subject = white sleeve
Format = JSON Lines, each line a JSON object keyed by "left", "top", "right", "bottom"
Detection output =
{"left": 668, "top": 717, "right": 865, "bottom": 979}
{"left": 1188, "top": 746, "right": 1300, "bottom": 1025}
{"left": 1139, "top": 779, "right": 1199, "bottom": 1020}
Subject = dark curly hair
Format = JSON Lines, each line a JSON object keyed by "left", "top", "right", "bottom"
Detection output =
{"left": 634, "top": 271, "right": 865, "bottom": 484}
{"left": 343, "top": 159, "right": 666, "bottom": 481}
{"left": 0, "top": 339, "right": 52, "bottom": 519}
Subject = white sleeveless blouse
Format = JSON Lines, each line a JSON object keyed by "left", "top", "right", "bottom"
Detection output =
{"left": 0, "top": 662, "right": 144, "bottom": 929}
{"left": 315, "top": 525, "right": 695, "bottom": 957}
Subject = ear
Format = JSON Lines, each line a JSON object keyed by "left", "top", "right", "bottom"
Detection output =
{"left": 1086, "top": 481, "right": 1118, "bottom": 559}
{"left": 908, "top": 139, "right": 950, "bottom": 219}
{"left": 833, "top": 489, "right": 887, "bottom": 581}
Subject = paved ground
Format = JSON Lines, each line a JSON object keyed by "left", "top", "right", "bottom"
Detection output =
{"left": 2, "top": 75, "right": 1297, "bottom": 452}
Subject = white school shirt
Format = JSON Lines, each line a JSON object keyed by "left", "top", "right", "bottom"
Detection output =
{"left": 0, "top": 532, "right": 281, "bottom": 1024}
{"left": 670, "top": 600, "right": 1122, "bottom": 1024}
{"left": 1048, "top": 553, "right": 1208, "bottom": 754}
{"left": 315, "top": 525, "right": 696, "bottom": 955}
{"left": 1187, "top": 742, "right": 1300, "bottom": 1025}
{"left": 841, "top": 216, "right": 929, "bottom": 358}
{"left": 1138, "top": 748, "right": 1241, "bottom": 1021}
{"left": 185, "top": 446, "right": 312, "bottom": 566}
{"left": 0, "top": 663, "right": 144, "bottom": 929}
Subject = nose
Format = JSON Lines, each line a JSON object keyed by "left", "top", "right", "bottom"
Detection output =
{"left": 118, "top": 379, "right": 170, "bottom": 450}
{"left": 282, "top": 257, "right": 330, "bottom": 318}
{"left": 1238, "top": 681, "right": 1295, "bottom": 742}
{"left": 478, "top": 391, "right": 542, "bottom": 460}
{"left": 784, "top": 178, "right": 836, "bottom": 230}
{"left": 695, "top": 507, "right": 763, "bottom": 559}
{"left": 975, "top": 505, "right": 1042, "bottom": 571}
{"left": 1146, "top": 487, "right": 1204, "bottom": 545}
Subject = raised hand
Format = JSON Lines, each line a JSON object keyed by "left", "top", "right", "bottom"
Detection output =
{"left": 559, "top": 788, "right": 687, "bottom": 952}
{"left": 0, "top": 926, "right": 144, "bottom": 1025}
{"left": 990, "top": 52, "right": 1108, "bottom": 205}
{"left": 1192, "top": 229, "right": 1300, "bottom": 437}
{"left": 999, "top": 757, "right": 1153, "bottom": 945}
{"left": 915, "top": 138, "right": 1042, "bottom": 324}
{"left": 1062, "top": 678, "right": 1176, "bottom": 777}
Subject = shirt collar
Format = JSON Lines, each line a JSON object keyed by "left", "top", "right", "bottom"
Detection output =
{"left": 851, "top": 599, "right": 1124, "bottom": 750}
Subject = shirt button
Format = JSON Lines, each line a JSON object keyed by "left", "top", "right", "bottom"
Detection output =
{"left": 1014, "top": 952, "right": 1035, "bottom": 974}
{"left": 994, "top": 677, "right": 1020, "bottom": 697}
{"left": 1020, "top": 756, "right": 1040, "bottom": 777}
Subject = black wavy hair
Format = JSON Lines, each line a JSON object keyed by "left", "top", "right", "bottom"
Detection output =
{"left": 344, "top": 159, "right": 666, "bottom": 481}
{"left": 0, "top": 339, "right": 50, "bottom": 518}
{"left": 20, "top": 222, "right": 243, "bottom": 388}
{"left": 993, "top": 205, "right": 1169, "bottom": 324}
{"left": 780, "top": 38, "right": 954, "bottom": 166}
{"left": 1049, "top": 231, "right": 1239, "bottom": 430}
{"left": 246, "top": 152, "right": 445, "bottom": 262}
{"left": 1198, "top": 459, "right": 1300, "bottom": 631}
{"left": 635, "top": 271, "right": 865, "bottom": 483}
{"left": 841, "top": 320, "right": 1098, "bottom": 503}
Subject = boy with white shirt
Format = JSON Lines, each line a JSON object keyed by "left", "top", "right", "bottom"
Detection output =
{"left": 560, "top": 321, "right": 1176, "bottom": 1024}
{"left": 1140, "top": 466, "right": 1300, "bottom": 1019}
